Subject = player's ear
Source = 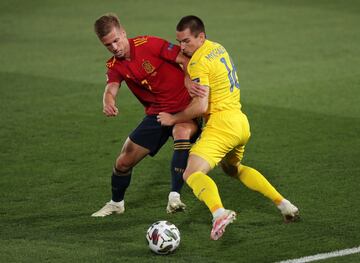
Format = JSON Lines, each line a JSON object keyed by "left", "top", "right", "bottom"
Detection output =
{"left": 121, "top": 29, "right": 127, "bottom": 38}
{"left": 199, "top": 32, "right": 206, "bottom": 41}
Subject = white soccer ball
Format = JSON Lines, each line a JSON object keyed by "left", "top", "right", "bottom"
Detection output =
{"left": 146, "top": 220, "right": 180, "bottom": 255}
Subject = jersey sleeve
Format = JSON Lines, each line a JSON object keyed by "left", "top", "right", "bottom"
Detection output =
{"left": 106, "top": 67, "right": 123, "bottom": 84}
{"left": 148, "top": 36, "right": 181, "bottom": 63}
{"left": 188, "top": 59, "right": 210, "bottom": 87}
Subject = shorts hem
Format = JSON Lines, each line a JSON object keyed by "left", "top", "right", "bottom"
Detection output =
{"left": 189, "top": 152, "right": 217, "bottom": 169}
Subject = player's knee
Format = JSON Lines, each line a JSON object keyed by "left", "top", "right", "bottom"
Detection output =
{"left": 173, "top": 122, "right": 196, "bottom": 140}
{"left": 183, "top": 166, "right": 201, "bottom": 181}
{"left": 220, "top": 160, "right": 238, "bottom": 177}
{"left": 183, "top": 169, "right": 192, "bottom": 181}
{"left": 173, "top": 126, "right": 191, "bottom": 140}
{"left": 115, "top": 155, "right": 135, "bottom": 171}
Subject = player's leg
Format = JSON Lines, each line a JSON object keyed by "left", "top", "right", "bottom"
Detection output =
{"left": 184, "top": 114, "right": 240, "bottom": 240}
{"left": 166, "top": 120, "right": 198, "bottom": 213}
{"left": 235, "top": 163, "right": 299, "bottom": 222}
{"left": 183, "top": 154, "right": 218, "bottom": 212}
{"left": 92, "top": 115, "right": 164, "bottom": 217}
{"left": 184, "top": 154, "right": 236, "bottom": 240}
{"left": 221, "top": 148, "right": 299, "bottom": 222}
{"left": 91, "top": 137, "right": 149, "bottom": 217}
{"left": 222, "top": 157, "right": 284, "bottom": 204}
{"left": 112, "top": 137, "right": 150, "bottom": 200}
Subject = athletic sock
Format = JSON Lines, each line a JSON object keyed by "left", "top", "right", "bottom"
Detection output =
{"left": 237, "top": 165, "right": 284, "bottom": 205}
{"left": 171, "top": 139, "right": 191, "bottom": 193}
{"left": 111, "top": 167, "right": 132, "bottom": 202}
{"left": 212, "top": 207, "right": 226, "bottom": 219}
{"left": 186, "top": 171, "right": 223, "bottom": 213}
{"left": 109, "top": 200, "right": 124, "bottom": 207}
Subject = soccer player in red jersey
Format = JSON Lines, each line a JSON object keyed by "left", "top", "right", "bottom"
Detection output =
{"left": 91, "top": 13, "right": 199, "bottom": 217}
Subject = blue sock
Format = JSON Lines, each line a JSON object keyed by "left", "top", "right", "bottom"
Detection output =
{"left": 171, "top": 140, "right": 191, "bottom": 193}
{"left": 111, "top": 168, "right": 132, "bottom": 202}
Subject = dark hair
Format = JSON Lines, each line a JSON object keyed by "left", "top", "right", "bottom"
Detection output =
{"left": 176, "top": 15, "right": 206, "bottom": 37}
{"left": 94, "top": 13, "right": 122, "bottom": 38}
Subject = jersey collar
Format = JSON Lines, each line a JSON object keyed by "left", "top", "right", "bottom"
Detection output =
{"left": 127, "top": 38, "right": 136, "bottom": 61}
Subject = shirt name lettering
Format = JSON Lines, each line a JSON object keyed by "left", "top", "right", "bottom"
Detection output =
{"left": 205, "top": 46, "right": 226, "bottom": 61}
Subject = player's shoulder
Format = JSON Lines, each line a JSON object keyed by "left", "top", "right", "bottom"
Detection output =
{"left": 198, "top": 40, "right": 227, "bottom": 63}
{"left": 131, "top": 35, "right": 166, "bottom": 47}
{"left": 190, "top": 45, "right": 210, "bottom": 67}
{"left": 131, "top": 35, "right": 149, "bottom": 47}
{"left": 106, "top": 56, "right": 117, "bottom": 69}
{"left": 205, "top": 40, "right": 227, "bottom": 55}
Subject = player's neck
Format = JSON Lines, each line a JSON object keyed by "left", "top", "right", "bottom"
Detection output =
{"left": 124, "top": 40, "right": 131, "bottom": 60}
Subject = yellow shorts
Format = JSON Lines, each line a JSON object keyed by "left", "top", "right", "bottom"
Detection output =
{"left": 190, "top": 110, "right": 251, "bottom": 169}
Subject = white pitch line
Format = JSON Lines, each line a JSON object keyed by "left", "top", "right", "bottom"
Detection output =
{"left": 276, "top": 246, "right": 360, "bottom": 263}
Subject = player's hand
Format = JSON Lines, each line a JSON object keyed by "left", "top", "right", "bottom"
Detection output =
{"left": 186, "top": 80, "right": 207, "bottom": 98}
{"left": 157, "top": 112, "right": 175, "bottom": 126}
{"left": 103, "top": 104, "right": 119, "bottom": 117}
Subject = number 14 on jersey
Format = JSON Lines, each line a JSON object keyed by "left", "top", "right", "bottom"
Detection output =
{"left": 220, "top": 57, "right": 240, "bottom": 92}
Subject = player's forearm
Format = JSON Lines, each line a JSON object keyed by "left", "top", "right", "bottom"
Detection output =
{"left": 103, "top": 83, "right": 119, "bottom": 106}
{"left": 175, "top": 52, "right": 190, "bottom": 72}
{"left": 172, "top": 97, "right": 208, "bottom": 124}
{"left": 103, "top": 90, "right": 116, "bottom": 107}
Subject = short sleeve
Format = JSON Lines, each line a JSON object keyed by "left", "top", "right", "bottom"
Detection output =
{"left": 188, "top": 59, "right": 210, "bottom": 87}
{"left": 148, "top": 37, "right": 181, "bottom": 63}
{"left": 106, "top": 67, "right": 123, "bottom": 84}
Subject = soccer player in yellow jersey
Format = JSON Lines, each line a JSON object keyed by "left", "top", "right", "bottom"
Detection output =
{"left": 157, "top": 15, "right": 299, "bottom": 240}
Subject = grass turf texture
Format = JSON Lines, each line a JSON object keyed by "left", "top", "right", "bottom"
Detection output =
{"left": 1, "top": 0, "right": 360, "bottom": 262}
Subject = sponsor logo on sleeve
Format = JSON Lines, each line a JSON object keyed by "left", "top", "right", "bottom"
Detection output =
{"left": 167, "top": 43, "right": 174, "bottom": 50}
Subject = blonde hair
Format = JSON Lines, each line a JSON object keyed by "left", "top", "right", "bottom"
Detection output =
{"left": 94, "top": 13, "right": 122, "bottom": 38}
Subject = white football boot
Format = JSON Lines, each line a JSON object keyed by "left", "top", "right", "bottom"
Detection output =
{"left": 91, "top": 200, "right": 124, "bottom": 217}
{"left": 166, "top": 192, "right": 186, "bottom": 214}
{"left": 210, "top": 209, "right": 237, "bottom": 240}
{"left": 277, "top": 199, "right": 300, "bottom": 223}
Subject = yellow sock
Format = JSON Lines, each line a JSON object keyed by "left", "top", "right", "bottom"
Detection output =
{"left": 186, "top": 171, "right": 223, "bottom": 213}
{"left": 238, "top": 165, "right": 284, "bottom": 205}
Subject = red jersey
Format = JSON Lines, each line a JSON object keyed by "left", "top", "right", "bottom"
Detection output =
{"left": 106, "top": 36, "right": 191, "bottom": 115}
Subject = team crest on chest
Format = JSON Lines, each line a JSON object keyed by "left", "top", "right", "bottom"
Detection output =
{"left": 142, "top": 60, "right": 155, "bottom": 74}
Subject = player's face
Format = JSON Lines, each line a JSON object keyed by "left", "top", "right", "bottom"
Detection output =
{"left": 176, "top": 28, "right": 205, "bottom": 57}
{"left": 101, "top": 27, "right": 130, "bottom": 59}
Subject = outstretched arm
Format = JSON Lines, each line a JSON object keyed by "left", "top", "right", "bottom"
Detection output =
{"left": 103, "top": 82, "right": 120, "bottom": 117}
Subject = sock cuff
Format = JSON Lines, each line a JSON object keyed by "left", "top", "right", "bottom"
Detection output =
{"left": 186, "top": 171, "right": 205, "bottom": 186}
{"left": 174, "top": 139, "right": 190, "bottom": 143}
{"left": 113, "top": 167, "right": 132, "bottom": 177}
{"left": 174, "top": 139, "right": 191, "bottom": 150}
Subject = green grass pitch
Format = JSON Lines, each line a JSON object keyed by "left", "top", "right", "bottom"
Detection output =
{"left": 1, "top": 0, "right": 360, "bottom": 262}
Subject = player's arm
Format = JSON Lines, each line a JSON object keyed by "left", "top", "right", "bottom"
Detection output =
{"left": 174, "top": 51, "right": 189, "bottom": 71}
{"left": 155, "top": 37, "right": 205, "bottom": 97}
{"left": 103, "top": 82, "right": 120, "bottom": 117}
{"left": 175, "top": 52, "right": 207, "bottom": 98}
{"left": 157, "top": 86, "right": 209, "bottom": 126}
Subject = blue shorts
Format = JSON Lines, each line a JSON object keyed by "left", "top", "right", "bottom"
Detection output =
{"left": 129, "top": 115, "right": 200, "bottom": 157}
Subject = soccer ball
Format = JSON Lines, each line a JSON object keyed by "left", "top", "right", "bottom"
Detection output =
{"left": 146, "top": 220, "right": 180, "bottom": 255}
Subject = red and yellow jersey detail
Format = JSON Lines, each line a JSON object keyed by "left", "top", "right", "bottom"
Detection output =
{"left": 106, "top": 57, "right": 116, "bottom": 69}
{"left": 134, "top": 36, "right": 148, "bottom": 47}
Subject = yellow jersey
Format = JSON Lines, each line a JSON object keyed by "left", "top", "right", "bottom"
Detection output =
{"left": 187, "top": 39, "right": 241, "bottom": 115}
